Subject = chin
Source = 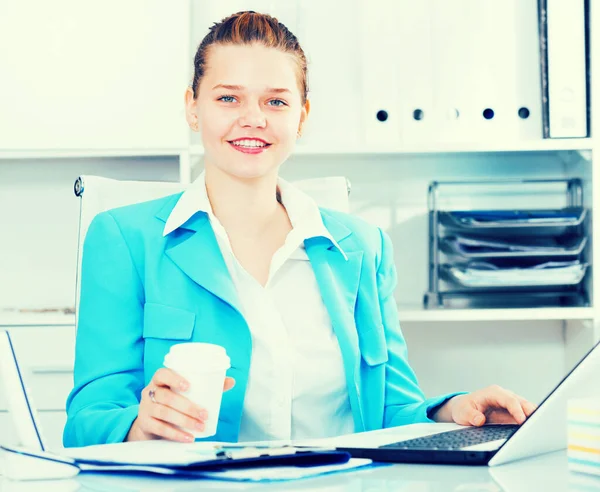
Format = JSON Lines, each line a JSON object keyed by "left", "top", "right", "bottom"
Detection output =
{"left": 222, "top": 163, "right": 278, "bottom": 181}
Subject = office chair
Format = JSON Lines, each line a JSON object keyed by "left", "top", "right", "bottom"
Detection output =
{"left": 73, "top": 174, "right": 351, "bottom": 324}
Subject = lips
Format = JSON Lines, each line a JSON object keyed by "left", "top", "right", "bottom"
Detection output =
{"left": 227, "top": 139, "right": 271, "bottom": 154}
{"left": 227, "top": 138, "right": 272, "bottom": 147}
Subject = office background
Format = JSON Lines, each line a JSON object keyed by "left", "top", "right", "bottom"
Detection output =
{"left": 0, "top": 0, "right": 597, "bottom": 449}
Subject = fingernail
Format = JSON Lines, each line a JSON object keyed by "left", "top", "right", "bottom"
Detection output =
{"left": 198, "top": 410, "right": 208, "bottom": 420}
{"left": 179, "top": 381, "right": 189, "bottom": 391}
{"left": 184, "top": 435, "right": 194, "bottom": 442}
{"left": 473, "top": 415, "right": 484, "bottom": 426}
{"left": 195, "top": 422, "right": 205, "bottom": 431}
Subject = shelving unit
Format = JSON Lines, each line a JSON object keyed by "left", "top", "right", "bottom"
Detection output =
{"left": 397, "top": 306, "right": 594, "bottom": 323}
{"left": 0, "top": 0, "right": 598, "bottom": 449}
{"left": 191, "top": 138, "right": 595, "bottom": 156}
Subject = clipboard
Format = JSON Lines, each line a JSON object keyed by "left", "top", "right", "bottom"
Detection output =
{"left": 0, "top": 444, "right": 352, "bottom": 478}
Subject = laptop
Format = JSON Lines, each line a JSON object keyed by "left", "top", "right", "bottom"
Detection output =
{"left": 0, "top": 330, "right": 47, "bottom": 451}
{"left": 305, "top": 337, "right": 600, "bottom": 466}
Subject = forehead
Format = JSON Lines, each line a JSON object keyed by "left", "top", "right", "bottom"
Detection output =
{"left": 202, "top": 43, "right": 300, "bottom": 94}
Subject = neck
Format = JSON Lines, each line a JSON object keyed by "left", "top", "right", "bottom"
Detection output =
{"left": 204, "top": 164, "right": 283, "bottom": 235}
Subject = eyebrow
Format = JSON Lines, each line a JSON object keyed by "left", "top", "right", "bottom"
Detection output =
{"left": 212, "top": 84, "right": 291, "bottom": 94}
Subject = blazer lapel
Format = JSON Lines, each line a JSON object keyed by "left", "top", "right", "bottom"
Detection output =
{"left": 306, "top": 213, "right": 365, "bottom": 429}
{"left": 156, "top": 200, "right": 242, "bottom": 316}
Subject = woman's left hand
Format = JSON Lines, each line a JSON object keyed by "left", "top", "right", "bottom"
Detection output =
{"left": 434, "top": 385, "right": 537, "bottom": 426}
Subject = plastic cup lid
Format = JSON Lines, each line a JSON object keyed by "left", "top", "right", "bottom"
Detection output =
{"left": 164, "top": 343, "right": 230, "bottom": 372}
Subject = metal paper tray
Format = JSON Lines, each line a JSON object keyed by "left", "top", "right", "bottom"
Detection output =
{"left": 440, "top": 263, "right": 588, "bottom": 289}
{"left": 431, "top": 290, "right": 586, "bottom": 309}
{"left": 439, "top": 235, "right": 587, "bottom": 259}
{"left": 438, "top": 207, "right": 587, "bottom": 237}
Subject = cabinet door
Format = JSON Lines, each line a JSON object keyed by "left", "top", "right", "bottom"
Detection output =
{"left": 0, "top": 1, "right": 189, "bottom": 150}
{"left": 0, "top": 326, "right": 75, "bottom": 412}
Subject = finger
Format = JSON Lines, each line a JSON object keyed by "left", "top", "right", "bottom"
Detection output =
{"left": 145, "top": 416, "right": 195, "bottom": 443}
{"left": 490, "top": 389, "right": 526, "bottom": 424}
{"left": 224, "top": 377, "right": 236, "bottom": 392}
{"left": 152, "top": 386, "right": 208, "bottom": 422}
{"left": 484, "top": 409, "right": 519, "bottom": 424}
{"left": 467, "top": 409, "right": 486, "bottom": 426}
{"left": 153, "top": 368, "right": 189, "bottom": 391}
{"left": 150, "top": 399, "right": 206, "bottom": 434}
{"left": 517, "top": 397, "right": 537, "bottom": 417}
{"left": 453, "top": 398, "right": 486, "bottom": 426}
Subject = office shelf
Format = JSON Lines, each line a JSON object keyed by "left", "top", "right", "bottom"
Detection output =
{"left": 2, "top": 307, "right": 591, "bottom": 326}
{"left": 0, "top": 149, "right": 185, "bottom": 159}
{"left": 189, "top": 138, "right": 593, "bottom": 157}
{"left": 0, "top": 312, "right": 75, "bottom": 327}
{"left": 398, "top": 305, "right": 594, "bottom": 322}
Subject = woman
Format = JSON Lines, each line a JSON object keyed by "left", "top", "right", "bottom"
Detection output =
{"left": 64, "top": 11, "right": 535, "bottom": 447}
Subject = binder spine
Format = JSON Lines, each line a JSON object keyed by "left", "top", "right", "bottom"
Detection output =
{"left": 538, "top": 0, "right": 550, "bottom": 138}
{"left": 546, "top": 0, "right": 588, "bottom": 138}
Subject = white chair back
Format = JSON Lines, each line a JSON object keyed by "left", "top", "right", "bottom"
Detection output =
{"left": 74, "top": 175, "right": 351, "bottom": 322}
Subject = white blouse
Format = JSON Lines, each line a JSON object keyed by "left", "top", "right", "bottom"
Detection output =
{"left": 163, "top": 173, "right": 354, "bottom": 441}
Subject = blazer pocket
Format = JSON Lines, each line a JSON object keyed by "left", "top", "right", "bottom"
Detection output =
{"left": 143, "top": 302, "right": 196, "bottom": 340}
{"left": 358, "top": 324, "right": 389, "bottom": 366}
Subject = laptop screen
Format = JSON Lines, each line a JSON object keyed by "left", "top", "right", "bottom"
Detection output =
{"left": 0, "top": 330, "right": 46, "bottom": 451}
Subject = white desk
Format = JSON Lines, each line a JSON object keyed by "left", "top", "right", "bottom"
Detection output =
{"left": 1, "top": 451, "right": 598, "bottom": 492}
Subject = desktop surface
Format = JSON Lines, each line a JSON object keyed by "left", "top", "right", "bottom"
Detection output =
{"left": 1, "top": 450, "right": 598, "bottom": 492}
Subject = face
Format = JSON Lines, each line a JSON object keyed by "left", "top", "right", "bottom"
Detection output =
{"left": 185, "top": 43, "right": 309, "bottom": 181}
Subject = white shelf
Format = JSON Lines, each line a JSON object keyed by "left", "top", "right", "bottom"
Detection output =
{"left": 0, "top": 149, "right": 186, "bottom": 159}
{"left": 0, "top": 312, "right": 75, "bottom": 327}
{"left": 190, "top": 138, "right": 594, "bottom": 157}
{"left": 0, "top": 306, "right": 592, "bottom": 326}
{"left": 398, "top": 306, "right": 594, "bottom": 322}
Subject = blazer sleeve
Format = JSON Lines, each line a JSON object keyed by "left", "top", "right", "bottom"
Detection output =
{"left": 377, "top": 229, "right": 466, "bottom": 427}
{"left": 63, "top": 211, "right": 145, "bottom": 447}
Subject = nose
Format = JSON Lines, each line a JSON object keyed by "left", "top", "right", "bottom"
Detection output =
{"left": 238, "top": 102, "right": 266, "bottom": 129}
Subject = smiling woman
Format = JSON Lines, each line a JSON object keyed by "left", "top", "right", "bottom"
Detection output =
{"left": 185, "top": 15, "right": 310, "bottom": 181}
{"left": 64, "top": 11, "right": 535, "bottom": 448}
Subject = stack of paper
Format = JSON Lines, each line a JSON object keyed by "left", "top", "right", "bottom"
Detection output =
{"left": 441, "top": 235, "right": 587, "bottom": 257}
{"left": 446, "top": 261, "right": 587, "bottom": 288}
{"left": 1, "top": 441, "right": 374, "bottom": 482}
{"left": 438, "top": 208, "right": 588, "bottom": 291}
{"left": 568, "top": 398, "right": 600, "bottom": 477}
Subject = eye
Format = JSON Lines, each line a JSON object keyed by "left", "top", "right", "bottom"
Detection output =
{"left": 268, "top": 99, "right": 287, "bottom": 107}
{"left": 217, "top": 95, "right": 237, "bottom": 103}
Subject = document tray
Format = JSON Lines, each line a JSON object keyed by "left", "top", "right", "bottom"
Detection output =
{"left": 440, "top": 235, "right": 587, "bottom": 259}
{"left": 438, "top": 207, "right": 586, "bottom": 237}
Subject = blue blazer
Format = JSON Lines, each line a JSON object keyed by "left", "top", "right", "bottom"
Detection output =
{"left": 64, "top": 193, "right": 459, "bottom": 447}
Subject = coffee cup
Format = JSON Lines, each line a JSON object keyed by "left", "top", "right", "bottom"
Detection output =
{"left": 163, "top": 342, "right": 231, "bottom": 438}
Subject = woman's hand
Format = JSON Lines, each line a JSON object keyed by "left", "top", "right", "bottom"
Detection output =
{"left": 433, "top": 385, "right": 537, "bottom": 426}
{"left": 126, "top": 368, "right": 236, "bottom": 442}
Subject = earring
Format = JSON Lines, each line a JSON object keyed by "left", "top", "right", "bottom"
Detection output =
{"left": 191, "top": 122, "right": 199, "bottom": 131}
{"left": 297, "top": 129, "right": 302, "bottom": 137}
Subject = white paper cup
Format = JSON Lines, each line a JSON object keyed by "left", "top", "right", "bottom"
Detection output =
{"left": 163, "top": 343, "right": 230, "bottom": 439}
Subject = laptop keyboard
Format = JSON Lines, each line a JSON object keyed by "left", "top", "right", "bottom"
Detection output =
{"left": 381, "top": 424, "right": 519, "bottom": 451}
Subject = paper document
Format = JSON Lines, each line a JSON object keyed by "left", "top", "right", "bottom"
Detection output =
{"left": 62, "top": 440, "right": 234, "bottom": 466}
{"left": 450, "top": 209, "right": 584, "bottom": 226}
{"left": 445, "top": 261, "right": 587, "bottom": 288}
{"left": 443, "top": 235, "right": 586, "bottom": 256}
{"left": 199, "top": 458, "right": 375, "bottom": 482}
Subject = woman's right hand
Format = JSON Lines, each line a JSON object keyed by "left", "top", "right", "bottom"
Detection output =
{"left": 126, "top": 368, "right": 236, "bottom": 442}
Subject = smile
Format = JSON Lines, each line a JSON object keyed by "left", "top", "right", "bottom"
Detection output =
{"left": 227, "top": 138, "right": 272, "bottom": 154}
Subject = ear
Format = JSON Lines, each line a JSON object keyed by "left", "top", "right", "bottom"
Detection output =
{"left": 298, "top": 98, "right": 310, "bottom": 134}
{"left": 185, "top": 87, "right": 199, "bottom": 131}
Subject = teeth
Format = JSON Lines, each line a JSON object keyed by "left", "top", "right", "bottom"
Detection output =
{"left": 231, "top": 139, "right": 267, "bottom": 148}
